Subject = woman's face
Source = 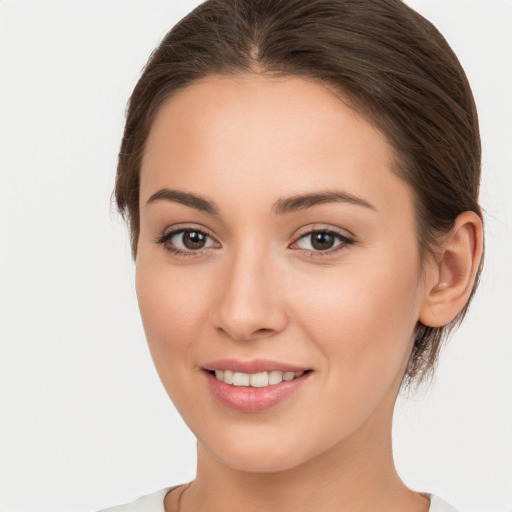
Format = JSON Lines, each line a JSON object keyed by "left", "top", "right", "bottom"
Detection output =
{"left": 136, "top": 74, "right": 432, "bottom": 472}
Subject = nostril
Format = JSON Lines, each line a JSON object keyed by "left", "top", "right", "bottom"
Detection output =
{"left": 216, "top": 326, "right": 276, "bottom": 343}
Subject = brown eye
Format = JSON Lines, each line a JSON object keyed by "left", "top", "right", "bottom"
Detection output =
{"left": 179, "top": 230, "right": 208, "bottom": 250}
{"left": 158, "top": 228, "right": 218, "bottom": 254}
{"left": 294, "top": 230, "right": 354, "bottom": 254}
{"left": 310, "top": 232, "right": 336, "bottom": 250}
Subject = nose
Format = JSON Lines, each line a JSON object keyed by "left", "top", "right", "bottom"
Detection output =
{"left": 212, "top": 248, "right": 289, "bottom": 342}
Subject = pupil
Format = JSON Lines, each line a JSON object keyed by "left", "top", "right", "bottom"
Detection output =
{"left": 311, "top": 232, "right": 335, "bottom": 250}
{"left": 183, "top": 231, "right": 206, "bottom": 249}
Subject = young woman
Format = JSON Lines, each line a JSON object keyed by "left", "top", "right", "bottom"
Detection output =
{"left": 101, "top": 0, "right": 484, "bottom": 510}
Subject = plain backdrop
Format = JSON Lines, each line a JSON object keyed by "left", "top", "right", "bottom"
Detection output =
{"left": 0, "top": 1, "right": 511, "bottom": 511}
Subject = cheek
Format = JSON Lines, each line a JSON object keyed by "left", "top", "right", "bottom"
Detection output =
{"left": 293, "top": 253, "right": 422, "bottom": 379}
{"left": 135, "top": 258, "right": 217, "bottom": 419}
{"left": 284, "top": 256, "right": 424, "bottom": 444}
{"left": 135, "top": 259, "right": 206, "bottom": 362}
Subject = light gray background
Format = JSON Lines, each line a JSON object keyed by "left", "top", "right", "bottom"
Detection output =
{"left": 0, "top": 1, "right": 511, "bottom": 511}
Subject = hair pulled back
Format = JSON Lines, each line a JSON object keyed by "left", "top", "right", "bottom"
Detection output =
{"left": 115, "top": 0, "right": 483, "bottom": 387}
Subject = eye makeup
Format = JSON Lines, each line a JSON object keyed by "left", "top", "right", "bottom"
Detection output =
{"left": 155, "top": 225, "right": 355, "bottom": 259}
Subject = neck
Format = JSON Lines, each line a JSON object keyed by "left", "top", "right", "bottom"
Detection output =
{"left": 178, "top": 402, "right": 429, "bottom": 512}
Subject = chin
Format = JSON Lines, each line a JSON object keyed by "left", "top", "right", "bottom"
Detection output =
{"left": 197, "top": 424, "right": 332, "bottom": 474}
{"left": 211, "top": 444, "right": 307, "bottom": 474}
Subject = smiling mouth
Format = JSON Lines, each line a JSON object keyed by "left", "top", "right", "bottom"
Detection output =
{"left": 208, "top": 369, "right": 311, "bottom": 388}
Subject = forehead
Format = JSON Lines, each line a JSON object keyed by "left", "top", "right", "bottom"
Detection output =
{"left": 143, "top": 73, "right": 385, "bottom": 166}
{"left": 140, "top": 73, "right": 412, "bottom": 219}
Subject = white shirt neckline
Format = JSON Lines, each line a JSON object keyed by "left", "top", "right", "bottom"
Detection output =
{"left": 97, "top": 487, "right": 460, "bottom": 512}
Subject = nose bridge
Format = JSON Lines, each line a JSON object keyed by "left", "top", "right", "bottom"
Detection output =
{"left": 213, "top": 240, "right": 287, "bottom": 341}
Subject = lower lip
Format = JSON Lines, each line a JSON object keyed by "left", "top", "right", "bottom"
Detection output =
{"left": 204, "top": 371, "right": 311, "bottom": 412}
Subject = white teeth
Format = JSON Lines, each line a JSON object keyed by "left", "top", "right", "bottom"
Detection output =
{"left": 233, "top": 372, "right": 250, "bottom": 386}
{"left": 268, "top": 370, "right": 284, "bottom": 385}
{"left": 213, "top": 369, "right": 306, "bottom": 387}
{"left": 250, "top": 372, "right": 269, "bottom": 387}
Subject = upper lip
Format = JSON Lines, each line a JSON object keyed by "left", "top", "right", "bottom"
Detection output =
{"left": 202, "top": 358, "right": 310, "bottom": 374}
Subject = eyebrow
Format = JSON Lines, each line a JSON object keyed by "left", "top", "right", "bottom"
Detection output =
{"left": 145, "top": 188, "right": 375, "bottom": 215}
{"left": 146, "top": 188, "right": 220, "bottom": 215}
{"left": 272, "top": 190, "right": 375, "bottom": 215}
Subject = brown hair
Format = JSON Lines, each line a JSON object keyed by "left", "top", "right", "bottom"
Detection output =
{"left": 115, "top": 0, "right": 483, "bottom": 387}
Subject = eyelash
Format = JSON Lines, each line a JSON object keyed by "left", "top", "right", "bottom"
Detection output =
{"left": 155, "top": 228, "right": 219, "bottom": 258}
{"left": 292, "top": 229, "right": 355, "bottom": 257}
{"left": 155, "top": 227, "right": 355, "bottom": 258}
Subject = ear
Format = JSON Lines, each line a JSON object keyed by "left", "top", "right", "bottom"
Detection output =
{"left": 419, "top": 211, "right": 484, "bottom": 328}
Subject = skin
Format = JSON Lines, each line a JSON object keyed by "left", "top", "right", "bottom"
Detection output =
{"left": 135, "top": 74, "right": 482, "bottom": 512}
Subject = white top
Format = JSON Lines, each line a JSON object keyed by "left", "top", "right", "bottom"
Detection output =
{"left": 97, "top": 487, "right": 460, "bottom": 512}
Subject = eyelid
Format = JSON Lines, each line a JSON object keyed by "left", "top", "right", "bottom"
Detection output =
{"left": 289, "top": 226, "right": 355, "bottom": 255}
{"left": 155, "top": 224, "right": 221, "bottom": 256}
{"left": 293, "top": 223, "right": 355, "bottom": 240}
{"left": 158, "top": 223, "right": 212, "bottom": 239}
{"left": 155, "top": 223, "right": 355, "bottom": 257}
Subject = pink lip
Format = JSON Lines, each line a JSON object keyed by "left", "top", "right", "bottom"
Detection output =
{"left": 202, "top": 358, "right": 309, "bottom": 374}
{"left": 203, "top": 369, "right": 312, "bottom": 413}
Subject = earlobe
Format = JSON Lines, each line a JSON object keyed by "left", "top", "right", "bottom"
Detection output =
{"left": 419, "top": 211, "right": 484, "bottom": 328}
